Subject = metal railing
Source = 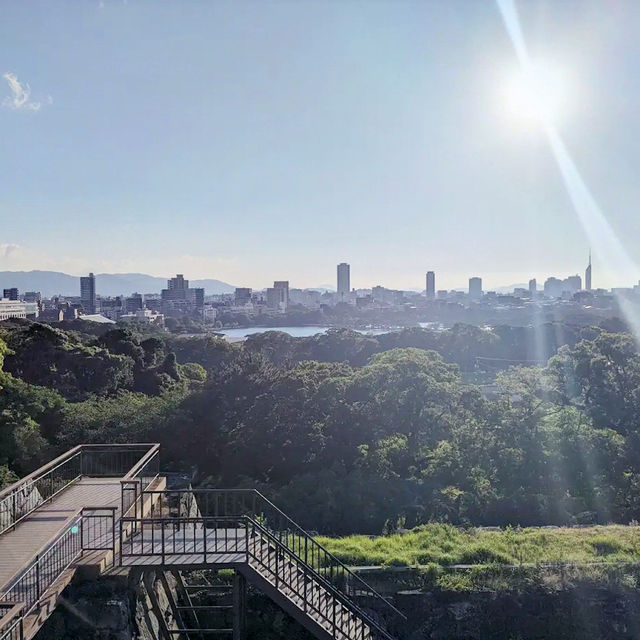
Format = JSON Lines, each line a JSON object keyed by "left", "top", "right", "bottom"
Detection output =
{"left": 119, "top": 515, "right": 246, "bottom": 565}
{"left": 0, "top": 444, "right": 157, "bottom": 640}
{"left": 0, "top": 604, "right": 23, "bottom": 640}
{"left": 81, "top": 507, "right": 117, "bottom": 558}
{"left": 0, "top": 444, "right": 160, "bottom": 536}
{"left": 118, "top": 511, "right": 394, "bottom": 640}
{"left": 247, "top": 517, "right": 393, "bottom": 640}
{"left": 140, "top": 489, "right": 404, "bottom": 621}
{"left": 0, "top": 515, "right": 83, "bottom": 616}
{"left": 80, "top": 445, "right": 158, "bottom": 478}
{"left": 0, "top": 508, "right": 117, "bottom": 618}
{"left": 120, "top": 444, "right": 161, "bottom": 520}
{"left": 0, "top": 449, "right": 81, "bottom": 535}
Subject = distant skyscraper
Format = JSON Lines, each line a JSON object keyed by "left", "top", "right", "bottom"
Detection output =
{"left": 161, "top": 274, "right": 204, "bottom": 313}
{"left": 337, "top": 263, "right": 350, "bottom": 296}
{"left": 585, "top": 250, "right": 592, "bottom": 291}
{"left": 125, "top": 293, "right": 144, "bottom": 313}
{"left": 266, "top": 283, "right": 289, "bottom": 308}
{"left": 235, "top": 287, "right": 252, "bottom": 306}
{"left": 469, "top": 277, "right": 482, "bottom": 301}
{"left": 24, "top": 291, "right": 41, "bottom": 304}
{"left": 167, "top": 274, "right": 188, "bottom": 292}
{"left": 3, "top": 288, "right": 18, "bottom": 301}
{"left": 566, "top": 274, "right": 582, "bottom": 293}
{"left": 426, "top": 271, "right": 435, "bottom": 299}
{"left": 192, "top": 288, "right": 205, "bottom": 309}
{"left": 80, "top": 273, "right": 96, "bottom": 314}
{"left": 528, "top": 278, "right": 537, "bottom": 296}
{"left": 273, "top": 281, "right": 289, "bottom": 306}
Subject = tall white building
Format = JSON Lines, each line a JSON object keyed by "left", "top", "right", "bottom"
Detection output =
{"left": 469, "top": 277, "right": 483, "bottom": 301}
{"left": 585, "top": 251, "right": 592, "bottom": 291}
{"left": 337, "top": 263, "right": 350, "bottom": 297}
{"left": 426, "top": 271, "right": 435, "bottom": 299}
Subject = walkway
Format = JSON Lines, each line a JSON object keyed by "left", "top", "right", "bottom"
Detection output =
{"left": 0, "top": 445, "right": 400, "bottom": 640}
{"left": 0, "top": 478, "right": 121, "bottom": 591}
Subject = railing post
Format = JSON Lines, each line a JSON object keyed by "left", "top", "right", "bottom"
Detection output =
{"left": 332, "top": 596, "right": 336, "bottom": 637}
{"left": 133, "top": 483, "right": 139, "bottom": 534}
{"left": 161, "top": 520, "right": 165, "bottom": 565}
{"left": 303, "top": 564, "right": 307, "bottom": 613}
{"left": 202, "top": 515, "right": 207, "bottom": 564}
{"left": 35, "top": 554, "right": 41, "bottom": 607}
{"left": 275, "top": 544, "right": 279, "bottom": 589}
{"left": 111, "top": 510, "right": 116, "bottom": 567}
{"left": 80, "top": 513, "right": 85, "bottom": 552}
{"left": 245, "top": 519, "right": 249, "bottom": 564}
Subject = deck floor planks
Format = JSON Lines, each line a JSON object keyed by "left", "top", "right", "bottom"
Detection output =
{"left": 0, "top": 477, "right": 121, "bottom": 591}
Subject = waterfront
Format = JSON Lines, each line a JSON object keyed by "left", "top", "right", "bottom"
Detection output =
{"left": 217, "top": 326, "right": 392, "bottom": 339}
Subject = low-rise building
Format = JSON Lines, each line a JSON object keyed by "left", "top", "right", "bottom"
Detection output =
{"left": 0, "top": 298, "right": 28, "bottom": 320}
{"left": 120, "top": 308, "right": 165, "bottom": 327}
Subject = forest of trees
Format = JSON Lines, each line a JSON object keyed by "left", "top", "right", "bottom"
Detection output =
{"left": 1, "top": 318, "right": 640, "bottom": 535}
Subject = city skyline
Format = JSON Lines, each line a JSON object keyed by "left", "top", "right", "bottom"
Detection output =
{"left": 3, "top": 2, "right": 640, "bottom": 289}
{"left": 0, "top": 251, "right": 602, "bottom": 296}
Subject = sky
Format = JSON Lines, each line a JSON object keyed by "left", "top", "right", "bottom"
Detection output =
{"left": 2, "top": 0, "right": 640, "bottom": 291}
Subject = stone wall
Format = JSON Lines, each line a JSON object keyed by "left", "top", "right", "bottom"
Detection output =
{"left": 36, "top": 567, "right": 640, "bottom": 639}
{"left": 35, "top": 570, "right": 177, "bottom": 640}
{"left": 384, "top": 587, "right": 640, "bottom": 639}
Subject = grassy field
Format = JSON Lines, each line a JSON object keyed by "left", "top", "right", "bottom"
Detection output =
{"left": 316, "top": 523, "right": 640, "bottom": 567}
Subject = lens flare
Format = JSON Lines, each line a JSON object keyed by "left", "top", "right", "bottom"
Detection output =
{"left": 497, "top": 0, "right": 640, "bottom": 341}
{"left": 504, "top": 61, "right": 567, "bottom": 124}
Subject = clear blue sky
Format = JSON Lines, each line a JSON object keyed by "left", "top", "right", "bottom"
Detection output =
{"left": 2, "top": 0, "right": 640, "bottom": 290}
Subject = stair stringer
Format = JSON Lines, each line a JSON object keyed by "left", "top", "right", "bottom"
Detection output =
{"left": 239, "top": 562, "right": 339, "bottom": 640}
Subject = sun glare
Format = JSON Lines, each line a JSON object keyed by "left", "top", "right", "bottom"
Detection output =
{"left": 504, "top": 61, "right": 567, "bottom": 124}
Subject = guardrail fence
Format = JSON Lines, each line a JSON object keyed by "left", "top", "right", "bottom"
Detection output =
{"left": 0, "top": 604, "right": 24, "bottom": 640}
{"left": 0, "top": 444, "right": 159, "bottom": 537}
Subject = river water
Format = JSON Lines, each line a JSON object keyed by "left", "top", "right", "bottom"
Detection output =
{"left": 217, "top": 326, "right": 391, "bottom": 339}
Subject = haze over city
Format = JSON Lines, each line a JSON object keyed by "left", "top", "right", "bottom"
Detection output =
{"left": 7, "top": 4, "right": 640, "bottom": 640}
{"left": 3, "top": 1, "right": 640, "bottom": 290}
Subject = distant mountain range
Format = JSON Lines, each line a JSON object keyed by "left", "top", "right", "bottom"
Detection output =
{"left": 0, "top": 271, "right": 236, "bottom": 297}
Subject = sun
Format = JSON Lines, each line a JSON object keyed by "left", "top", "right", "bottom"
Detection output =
{"left": 503, "top": 60, "right": 567, "bottom": 125}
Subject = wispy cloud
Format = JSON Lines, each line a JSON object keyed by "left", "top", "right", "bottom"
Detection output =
{"left": 2, "top": 72, "right": 52, "bottom": 112}
{"left": 0, "top": 243, "right": 20, "bottom": 258}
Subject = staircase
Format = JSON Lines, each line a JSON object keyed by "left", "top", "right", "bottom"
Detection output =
{"left": 0, "top": 445, "right": 403, "bottom": 640}
{"left": 130, "top": 489, "right": 403, "bottom": 640}
{"left": 244, "top": 518, "right": 385, "bottom": 640}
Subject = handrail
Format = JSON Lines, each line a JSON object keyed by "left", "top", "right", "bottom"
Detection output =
{"left": 118, "top": 512, "right": 395, "bottom": 640}
{"left": 0, "top": 444, "right": 159, "bottom": 501}
{"left": 1, "top": 506, "right": 117, "bottom": 617}
{"left": 248, "top": 516, "right": 397, "bottom": 640}
{"left": 1, "top": 513, "right": 83, "bottom": 615}
{"left": 0, "top": 603, "right": 23, "bottom": 640}
{"left": 0, "top": 447, "right": 82, "bottom": 502}
{"left": 141, "top": 488, "right": 405, "bottom": 621}
{"left": 0, "top": 444, "right": 159, "bottom": 536}
{"left": 0, "top": 603, "right": 23, "bottom": 627}
{"left": 0, "top": 454, "right": 82, "bottom": 535}
{"left": 123, "top": 444, "right": 160, "bottom": 480}
{"left": 252, "top": 489, "right": 406, "bottom": 620}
